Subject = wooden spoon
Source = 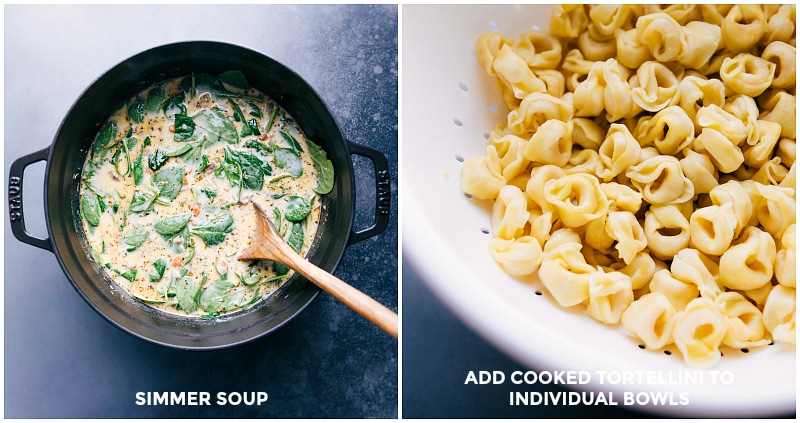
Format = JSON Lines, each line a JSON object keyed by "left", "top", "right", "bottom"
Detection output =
{"left": 239, "top": 203, "right": 398, "bottom": 338}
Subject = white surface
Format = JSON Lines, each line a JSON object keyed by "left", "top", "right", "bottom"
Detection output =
{"left": 402, "top": 4, "right": 795, "bottom": 417}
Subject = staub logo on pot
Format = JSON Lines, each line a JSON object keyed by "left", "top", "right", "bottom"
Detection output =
{"left": 8, "top": 176, "right": 21, "bottom": 222}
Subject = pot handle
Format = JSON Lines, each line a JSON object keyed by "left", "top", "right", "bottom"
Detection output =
{"left": 347, "top": 140, "right": 391, "bottom": 245}
{"left": 8, "top": 147, "right": 52, "bottom": 252}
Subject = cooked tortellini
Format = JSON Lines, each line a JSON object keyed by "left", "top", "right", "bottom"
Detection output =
{"left": 461, "top": 4, "right": 796, "bottom": 368}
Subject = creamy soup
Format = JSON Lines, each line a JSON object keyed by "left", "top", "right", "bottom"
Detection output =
{"left": 79, "top": 71, "right": 333, "bottom": 317}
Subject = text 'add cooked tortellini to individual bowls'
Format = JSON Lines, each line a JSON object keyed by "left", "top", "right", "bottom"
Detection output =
{"left": 461, "top": 4, "right": 796, "bottom": 369}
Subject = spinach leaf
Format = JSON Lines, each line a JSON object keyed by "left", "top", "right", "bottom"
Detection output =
{"left": 153, "top": 213, "right": 191, "bottom": 237}
{"left": 191, "top": 108, "right": 238, "bottom": 145}
{"left": 164, "top": 144, "right": 193, "bottom": 157}
{"left": 81, "top": 191, "right": 101, "bottom": 226}
{"left": 174, "top": 114, "right": 196, "bottom": 141}
{"left": 273, "top": 148, "right": 303, "bottom": 177}
{"left": 285, "top": 196, "right": 311, "bottom": 222}
{"left": 174, "top": 276, "right": 200, "bottom": 313}
{"left": 244, "top": 119, "right": 261, "bottom": 137}
{"left": 148, "top": 149, "right": 169, "bottom": 171}
{"left": 122, "top": 226, "right": 149, "bottom": 251}
{"left": 199, "top": 154, "right": 209, "bottom": 172}
{"left": 161, "top": 92, "right": 187, "bottom": 117}
{"left": 201, "top": 189, "right": 216, "bottom": 198}
{"left": 149, "top": 258, "right": 167, "bottom": 282}
{"left": 229, "top": 99, "right": 245, "bottom": 123}
{"left": 265, "top": 106, "right": 278, "bottom": 132}
{"left": 152, "top": 165, "right": 185, "bottom": 201}
{"left": 199, "top": 279, "right": 245, "bottom": 313}
{"left": 244, "top": 140, "right": 272, "bottom": 155}
{"left": 190, "top": 213, "right": 234, "bottom": 246}
{"left": 286, "top": 222, "right": 304, "bottom": 253}
{"left": 119, "top": 269, "right": 138, "bottom": 282}
{"left": 132, "top": 153, "right": 144, "bottom": 186}
{"left": 93, "top": 121, "right": 118, "bottom": 157}
{"left": 130, "top": 186, "right": 160, "bottom": 214}
{"left": 218, "top": 70, "right": 249, "bottom": 89}
{"left": 146, "top": 84, "right": 165, "bottom": 114}
{"left": 248, "top": 101, "right": 263, "bottom": 119}
{"left": 127, "top": 96, "right": 145, "bottom": 124}
{"left": 225, "top": 147, "right": 270, "bottom": 190}
{"left": 181, "top": 73, "right": 224, "bottom": 93}
{"left": 217, "top": 159, "right": 243, "bottom": 203}
{"left": 306, "top": 139, "right": 335, "bottom": 194}
{"left": 280, "top": 130, "right": 304, "bottom": 153}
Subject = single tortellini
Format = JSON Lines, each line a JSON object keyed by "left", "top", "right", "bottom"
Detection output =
{"left": 539, "top": 240, "right": 595, "bottom": 307}
{"left": 513, "top": 30, "right": 563, "bottom": 70}
{"left": 523, "top": 119, "right": 572, "bottom": 167}
{"left": 525, "top": 164, "right": 567, "bottom": 213}
{"left": 635, "top": 105, "right": 694, "bottom": 155}
{"left": 490, "top": 133, "right": 531, "bottom": 181}
{"left": 762, "top": 284, "right": 796, "bottom": 345}
{"left": 615, "top": 26, "right": 653, "bottom": 69}
{"left": 475, "top": 31, "right": 509, "bottom": 77}
{"left": 719, "top": 53, "right": 776, "bottom": 97}
{"left": 758, "top": 90, "right": 796, "bottom": 139}
{"left": 761, "top": 41, "right": 796, "bottom": 90}
{"left": 720, "top": 5, "right": 767, "bottom": 53}
{"left": 670, "top": 76, "right": 725, "bottom": 125}
{"left": 752, "top": 157, "right": 790, "bottom": 186}
{"left": 461, "top": 146, "right": 505, "bottom": 200}
{"left": 569, "top": 117, "right": 606, "bottom": 151}
{"left": 631, "top": 61, "right": 680, "bottom": 112}
{"left": 613, "top": 251, "right": 659, "bottom": 291}
{"left": 671, "top": 297, "right": 729, "bottom": 369}
{"left": 601, "top": 59, "right": 638, "bottom": 122}
{"left": 679, "top": 148, "right": 719, "bottom": 195}
{"left": 689, "top": 203, "right": 737, "bottom": 256}
{"left": 708, "top": 180, "right": 754, "bottom": 238}
{"left": 507, "top": 92, "right": 573, "bottom": 135}
{"left": 775, "top": 224, "right": 796, "bottom": 288}
{"left": 586, "top": 270, "right": 633, "bottom": 324}
{"left": 753, "top": 183, "right": 796, "bottom": 239}
{"left": 671, "top": 248, "right": 723, "bottom": 299}
{"left": 743, "top": 120, "right": 782, "bottom": 169}
{"left": 598, "top": 123, "right": 641, "bottom": 182}
{"left": 692, "top": 128, "right": 745, "bottom": 174}
{"left": 572, "top": 61, "right": 607, "bottom": 118}
{"left": 627, "top": 155, "right": 694, "bottom": 205}
{"left": 650, "top": 269, "right": 700, "bottom": 312}
{"left": 489, "top": 236, "right": 544, "bottom": 277}
{"left": 676, "top": 21, "right": 721, "bottom": 69}
{"left": 635, "top": 12, "right": 687, "bottom": 63}
{"left": 764, "top": 4, "right": 796, "bottom": 45}
{"left": 565, "top": 148, "right": 603, "bottom": 177}
{"left": 491, "top": 185, "right": 530, "bottom": 240}
{"left": 493, "top": 44, "right": 548, "bottom": 100}
{"left": 644, "top": 204, "right": 691, "bottom": 260}
{"left": 695, "top": 104, "right": 747, "bottom": 147}
{"left": 605, "top": 211, "right": 647, "bottom": 265}
{"left": 714, "top": 292, "right": 770, "bottom": 349}
{"left": 544, "top": 173, "right": 609, "bottom": 227}
{"left": 622, "top": 292, "right": 677, "bottom": 350}
{"left": 550, "top": 4, "right": 589, "bottom": 39}
{"left": 600, "top": 182, "right": 642, "bottom": 213}
{"left": 719, "top": 227, "right": 776, "bottom": 291}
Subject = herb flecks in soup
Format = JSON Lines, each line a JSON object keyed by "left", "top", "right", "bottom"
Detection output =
{"left": 79, "top": 71, "right": 334, "bottom": 318}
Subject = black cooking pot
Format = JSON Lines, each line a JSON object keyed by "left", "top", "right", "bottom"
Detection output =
{"left": 8, "top": 41, "right": 391, "bottom": 350}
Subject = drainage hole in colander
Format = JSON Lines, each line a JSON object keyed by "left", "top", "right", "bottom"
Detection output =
{"left": 480, "top": 228, "right": 490, "bottom": 235}
{"left": 663, "top": 350, "right": 672, "bottom": 356}
{"left": 637, "top": 344, "right": 645, "bottom": 350}
{"left": 483, "top": 132, "right": 490, "bottom": 140}
{"left": 458, "top": 81, "right": 468, "bottom": 91}
{"left": 455, "top": 154, "right": 464, "bottom": 162}
{"left": 534, "top": 290, "right": 543, "bottom": 296}
{"left": 453, "top": 117, "right": 463, "bottom": 127}
{"left": 464, "top": 193, "right": 473, "bottom": 199}
{"left": 489, "top": 21, "right": 498, "bottom": 31}
{"left": 488, "top": 103, "right": 497, "bottom": 112}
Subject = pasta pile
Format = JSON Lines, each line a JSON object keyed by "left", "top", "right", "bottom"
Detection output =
{"left": 461, "top": 4, "right": 796, "bottom": 368}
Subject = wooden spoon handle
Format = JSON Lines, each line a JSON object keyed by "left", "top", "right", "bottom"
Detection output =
{"left": 277, "top": 247, "right": 399, "bottom": 338}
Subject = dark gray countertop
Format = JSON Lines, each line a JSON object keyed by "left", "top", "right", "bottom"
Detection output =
{"left": 4, "top": 4, "right": 397, "bottom": 419}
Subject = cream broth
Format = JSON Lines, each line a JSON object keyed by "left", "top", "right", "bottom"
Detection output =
{"left": 79, "top": 72, "right": 333, "bottom": 317}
